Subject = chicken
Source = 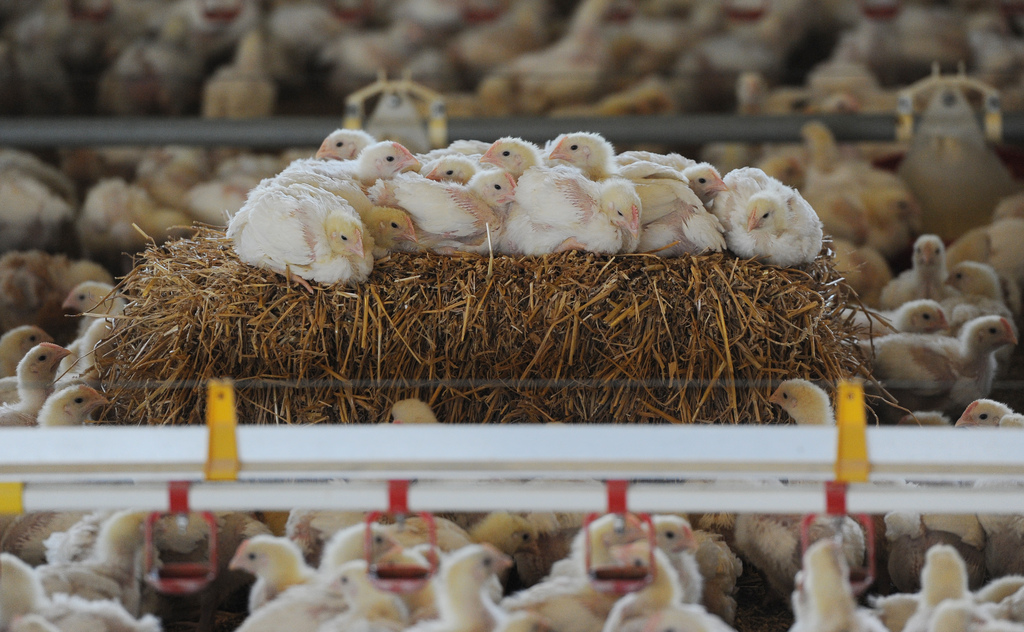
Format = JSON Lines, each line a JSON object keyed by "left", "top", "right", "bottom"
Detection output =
{"left": 790, "top": 539, "right": 888, "bottom": 632}
{"left": 363, "top": 206, "right": 419, "bottom": 258}
{"left": 877, "top": 235, "right": 949, "bottom": 310}
{"left": 480, "top": 138, "right": 545, "bottom": 179}
{"left": 946, "top": 218, "right": 1024, "bottom": 290}
{"left": 716, "top": 167, "right": 823, "bottom": 267}
{"left": 42, "top": 511, "right": 115, "bottom": 566}
{"left": 680, "top": 164, "right": 728, "bottom": 209}
{"left": 0, "top": 325, "right": 52, "bottom": 378}
{"left": 228, "top": 182, "right": 373, "bottom": 290}
{"left": 407, "top": 544, "right": 512, "bottom": 632}
{"left": 468, "top": 512, "right": 542, "bottom": 586}
{"left": 202, "top": 29, "right": 276, "bottom": 119}
{"left": 503, "top": 167, "right": 640, "bottom": 256}
{"left": 2, "top": 513, "right": 89, "bottom": 567}
{"left": 0, "top": 167, "right": 76, "bottom": 254}
{"left": 944, "top": 260, "right": 1018, "bottom": 321}
{"left": 868, "top": 592, "right": 920, "bottom": 632}
{"left": 448, "top": 0, "right": 549, "bottom": 81}
{"left": 285, "top": 511, "right": 365, "bottom": 567}
{"left": 477, "top": 0, "right": 613, "bottom": 115}
{"left": 232, "top": 573, "right": 348, "bottom": 632}
{"left": 866, "top": 315, "right": 1017, "bottom": 418}
{"left": 229, "top": 534, "right": 316, "bottom": 613}
{"left": 0, "top": 250, "right": 113, "bottom": 344}
{"left": 846, "top": 299, "right": 949, "bottom": 340}
{"left": 35, "top": 384, "right": 106, "bottom": 427}
{"left": 691, "top": 530, "right": 742, "bottom": 625}
{"left": 768, "top": 379, "right": 835, "bottom": 426}
{"left": 649, "top": 515, "right": 702, "bottom": 606}
{"left": 35, "top": 510, "right": 148, "bottom": 615}
{"left": 884, "top": 513, "right": 986, "bottom": 593}
{"left": 319, "top": 559, "right": 410, "bottom": 632}
{"left": 0, "top": 342, "right": 71, "bottom": 424}
{"left": 955, "top": 399, "right": 1013, "bottom": 430}
{"left": 422, "top": 155, "right": 479, "bottom": 185}
{"left": 492, "top": 611, "right": 550, "bottom": 632}
{"left": 503, "top": 514, "right": 646, "bottom": 632}
{"left": 391, "top": 398, "right": 439, "bottom": 424}
{"left": 55, "top": 317, "right": 112, "bottom": 389}
{"left": 601, "top": 543, "right": 682, "bottom": 632}
{"left": 319, "top": 522, "right": 403, "bottom": 575}
{"left": 830, "top": 239, "right": 892, "bottom": 308}
{"left": 899, "top": 545, "right": 976, "bottom": 632}
{"left": 319, "top": 21, "right": 429, "bottom": 97}
{"left": 316, "top": 129, "right": 378, "bottom": 162}
{"left": 61, "top": 280, "right": 124, "bottom": 341}
{"left": 383, "top": 516, "right": 475, "bottom": 554}
{"left": 280, "top": 141, "right": 420, "bottom": 189}
{"left": 383, "top": 170, "right": 515, "bottom": 254}
{"left": 1, "top": 553, "right": 161, "bottom": 632}
{"left": 627, "top": 605, "right": 735, "bottom": 632}
{"left": 135, "top": 146, "right": 211, "bottom": 211}
{"left": 733, "top": 508, "right": 866, "bottom": 603}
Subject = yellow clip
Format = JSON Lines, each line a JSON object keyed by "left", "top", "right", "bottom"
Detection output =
{"left": 835, "top": 380, "right": 869, "bottom": 483}
{"left": 0, "top": 482, "right": 24, "bottom": 514}
{"left": 205, "top": 379, "right": 239, "bottom": 481}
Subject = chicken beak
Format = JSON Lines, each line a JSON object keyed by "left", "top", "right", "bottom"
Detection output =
{"left": 403, "top": 217, "right": 419, "bottom": 243}
{"left": 935, "top": 312, "right": 948, "bottom": 330}
{"left": 920, "top": 248, "right": 936, "bottom": 267}
{"left": 315, "top": 141, "right": 336, "bottom": 160}
{"left": 768, "top": 386, "right": 784, "bottom": 405}
{"left": 424, "top": 167, "right": 443, "bottom": 181}
{"left": 1002, "top": 318, "right": 1018, "bottom": 344}
{"left": 351, "top": 229, "right": 365, "bottom": 258}
{"left": 42, "top": 343, "right": 72, "bottom": 366}
{"left": 392, "top": 143, "right": 420, "bottom": 172}
{"left": 548, "top": 138, "right": 571, "bottom": 163}
{"left": 707, "top": 178, "right": 728, "bottom": 195}
{"left": 955, "top": 402, "right": 978, "bottom": 427}
{"left": 746, "top": 209, "right": 762, "bottom": 232}
{"left": 62, "top": 295, "right": 78, "bottom": 311}
{"left": 228, "top": 544, "right": 250, "bottom": 571}
{"left": 479, "top": 146, "right": 499, "bottom": 166}
{"left": 629, "top": 204, "right": 640, "bottom": 236}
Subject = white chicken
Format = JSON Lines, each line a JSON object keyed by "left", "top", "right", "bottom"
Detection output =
{"left": 318, "top": 559, "right": 410, "bottom": 632}
{"left": 789, "top": 539, "right": 888, "bottom": 632}
{"left": 36, "top": 384, "right": 107, "bottom": 427}
{"left": 228, "top": 181, "right": 373, "bottom": 290}
{"left": 201, "top": 29, "right": 276, "bottom": 119}
{"left": 383, "top": 170, "right": 515, "bottom": 254}
{"left": 845, "top": 299, "right": 949, "bottom": 340}
{"left": 955, "top": 399, "right": 1015, "bottom": 428}
{"left": 0, "top": 342, "right": 71, "bottom": 424}
{"left": 480, "top": 137, "right": 545, "bottom": 179}
{"left": 279, "top": 141, "right": 420, "bottom": 189}
{"left": 716, "top": 167, "right": 823, "bottom": 267}
{"left": 866, "top": 315, "right": 1017, "bottom": 418}
{"left": 316, "top": 129, "right": 379, "bottom": 162}
{"left": 768, "top": 378, "right": 835, "bottom": 426}
{"left": 879, "top": 235, "right": 953, "bottom": 311}
{"left": 229, "top": 534, "right": 317, "bottom": 613}
{"left": 407, "top": 544, "right": 512, "bottom": 632}
{"left": 503, "top": 166, "right": 640, "bottom": 256}
{"left": 422, "top": 155, "right": 479, "bottom": 185}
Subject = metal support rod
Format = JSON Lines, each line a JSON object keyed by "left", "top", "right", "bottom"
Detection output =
{"left": 0, "top": 113, "right": 1017, "bottom": 148}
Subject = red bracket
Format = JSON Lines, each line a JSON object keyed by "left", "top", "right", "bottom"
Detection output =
{"left": 168, "top": 480, "right": 191, "bottom": 514}
{"left": 825, "top": 481, "right": 848, "bottom": 515}
{"left": 144, "top": 482, "right": 218, "bottom": 595}
{"left": 388, "top": 480, "right": 409, "bottom": 514}
{"left": 607, "top": 479, "right": 628, "bottom": 515}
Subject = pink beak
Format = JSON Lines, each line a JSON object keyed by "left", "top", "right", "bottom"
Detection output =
{"left": 746, "top": 209, "right": 762, "bottom": 232}
{"left": 403, "top": 216, "right": 419, "bottom": 243}
{"left": 391, "top": 143, "right": 420, "bottom": 172}
{"left": 547, "top": 137, "right": 572, "bottom": 163}
{"left": 479, "top": 145, "right": 500, "bottom": 167}
{"left": 955, "top": 402, "right": 979, "bottom": 428}
{"left": 315, "top": 139, "right": 338, "bottom": 160}
{"left": 61, "top": 294, "right": 78, "bottom": 311}
{"left": 40, "top": 342, "right": 72, "bottom": 363}
{"left": 933, "top": 311, "right": 949, "bottom": 330}
{"left": 228, "top": 541, "right": 251, "bottom": 570}
{"left": 1003, "top": 318, "right": 1018, "bottom": 344}
{"left": 706, "top": 178, "right": 728, "bottom": 195}
{"left": 351, "top": 229, "right": 365, "bottom": 258}
{"left": 629, "top": 204, "right": 640, "bottom": 235}
{"left": 424, "top": 165, "right": 444, "bottom": 181}
{"left": 768, "top": 386, "right": 784, "bottom": 406}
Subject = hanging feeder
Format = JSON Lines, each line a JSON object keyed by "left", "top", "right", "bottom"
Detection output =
{"left": 859, "top": 0, "right": 900, "bottom": 20}
{"left": 67, "top": 0, "right": 112, "bottom": 21}
{"left": 583, "top": 480, "right": 656, "bottom": 594}
{"left": 724, "top": 0, "right": 769, "bottom": 22}
{"left": 144, "top": 481, "right": 219, "bottom": 595}
{"left": 365, "top": 480, "right": 438, "bottom": 594}
{"left": 344, "top": 72, "right": 447, "bottom": 153}
{"left": 332, "top": 0, "right": 373, "bottom": 23}
{"left": 199, "top": 0, "right": 244, "bottom": 22}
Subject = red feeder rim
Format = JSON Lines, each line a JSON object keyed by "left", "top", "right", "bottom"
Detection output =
{"left": 332, "top": 0, "right": 373, "bottom": 23}
{"left": 583, "top": 512, "right": 657, "bottom": 594}
{"left": 67, "top": 0, "right": 112, "bottom": 21}
{"left": 859, "top": 0, "right": 900, "bottom": 20}
{"left": 799, "top": 512, "right": 876, "bottom": 596}
{"left": 144, "top": 511, "right": 219, "bottom": 595}
{"left": 200, "top": 0, "right": 244, "bottom": 22}
{"left": 364, "top": 511, "right": 438, "bottom": 593}
{"left": 724, "top": 0, "right": 769, "bottom": 22}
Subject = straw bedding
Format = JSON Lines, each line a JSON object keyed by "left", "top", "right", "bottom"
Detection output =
{"left": 96, "top": 227, "right": 870, "bottom": 425}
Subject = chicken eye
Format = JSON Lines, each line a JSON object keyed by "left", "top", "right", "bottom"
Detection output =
{"left": 989, "top": 327, "right": 998, "bottom": 334}
{"left": 782, "top": 392, "right": 788, "bottom": 399}
{"left": 762, "top": 212, "right": 770, "bottom": 219}
{"left": 391, "top": 222, "right": 399, "bottom": 228}
{"left": 446, "top": 170, "right": 454, "bottom": 175}
{"left": 570, "top": 144, "right": 578, "bottom": 151}
{"left": 248, "top": 552, "right": 256, "bottom": 560}
{"left": 494, "top": 184, "right": 502, "bottom": 190}
{"left": 341, "top": 576, "right": 349, "bottom": 584}
{"left": 698, "top": 178, "right": 707, "bottom": 184}
{"left": 374, "top": 535, "right": 384, "bottom": 545}
{"left": 38, "top": 355, "right": 46, "bottom": 361}
{"left": 522, "top": 533, "right": 531, "bottom": 542}
{"left": 336, "top": 141, "right": 344, "bottom": 147}
{"left": 502, "top": 150, "right": 511, "bottom": 157}
{"left": 956, "top": 273, "right": 963, "bottom": 279}
{"left": 617, "top": 210, "right": 623, "bottom": 216}
{"left": 341, "top": 235, "right": 348, "bottom": 241}
{"left": 665, "top": 531, "right": 675, "bottom": 539}
{"left": 386, "top": 156, "right": 395, "bottom": 162}
{"left": 482, "top": 557, "right": 492, "bottom": 567}
{"left": 79, "top": 294, "right": 86, "bottom": 300}
{"left": 922, "top": 313, "right": 931, "bottom": 320}
{"left": 74, "top": 397, "right": 84, "bottom": 404}
{"left": 981, "top": 414, "right": 989, "bottom": 420}
{"left": 28, "top": 335, "right": 36, "bottom": 341}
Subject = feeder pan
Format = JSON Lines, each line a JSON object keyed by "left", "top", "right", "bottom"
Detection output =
{"left": 799, "top": 511, "right": 875, "bottom": 594}
{"left": 859, "top": 0, "right": 900, "bottom": 20}
{"left": 200, "top": 0, "right": 244, "bottom": 22}
{"left": 144, "top": 510, "right": 219, "bottom": 595}
{"left": 332, "top": 0, "right": 373, "bottom": 23}
{"left": 364, "top": 480, "right": 439, "bottom": 594}
{"left": 67, "top": 0, "right": 112, "bottom": 21}
{"left": 583, "top": 512, "right": 656, "bottom": 594}
{"left": 462, "top": 0, "right": 503, "bottom": 23}
{"left": 724, "top": 0, "right": 768, "bottom": 22}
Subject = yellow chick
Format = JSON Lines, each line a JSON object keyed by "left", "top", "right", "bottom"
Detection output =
{"left": 320, "top": 522, "right": 402, "bottom": 575}
{"left": 469, "top": 513, "right": 541, "bottom": 560}
{"left": 768, "top": 379, "right": 835, "bottom": 426}
{"left": 319, "top": 560, "right": 409, "bottom": 632}
{"left": 229, "top": 534, "right": 317, "bottom": 612}
{"left": 691, "top": 530, "right": 743, "bottom": 625}
{"left": 0, "top": 326, "right": 53, "bottom": 378}
{"left": 879, "top": 234, "right": 952, "bottom": 310}
{"left": 790, "top": 539, "right": 888, "bottom": 632}
{"left": 36, "top": 385, "right": 107, "bottom": 427}
{"left": 650, "top": 515, "right": 702, "bottom": 606}
{"left": 954, "top": 399, "right": 1014, "bottom": 428}
{"left": 391, "top": 398, "right": 439, "bottom": 424}
{"left": 285, "top": 509, "right": 366, "bottom": 566}
{"left": 363, "top": 206, "right": 419, "bottom": 258}
{"left": 899, "top": 545, "right": 973, "bottom": 632}
{"left": 480, "top": 138, "right": 544, "bottom": 179}
{"left": 409, "top": 544, "right": 512, "bottom": 632}
{"left": 383, "top": 516, "right": 474, "bottom": 554}
{"left": 0, "top": 343, "right": 72, "bottom": 425}
{"left": 316, "top": 129, "right": 378, "bottom": 162}
{"left": 422, "top": 155, "right": 479, "bottom": 185}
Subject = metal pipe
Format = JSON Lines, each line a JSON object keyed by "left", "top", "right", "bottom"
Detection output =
{"left": 0, "top": 113, "right": 1004, "bottom": 148}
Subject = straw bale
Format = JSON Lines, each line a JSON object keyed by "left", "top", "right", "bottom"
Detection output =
{"left": 96, "top": 228, "right": 871, "bottom": 425}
